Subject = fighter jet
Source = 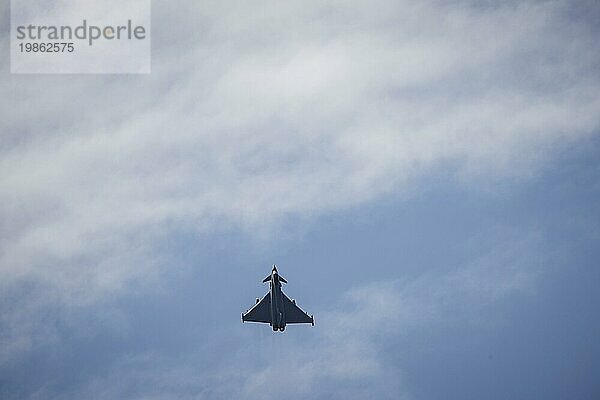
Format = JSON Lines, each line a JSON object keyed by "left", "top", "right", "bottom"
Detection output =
{"left": 242, "top": 265, "right": 314, "bottom": 331}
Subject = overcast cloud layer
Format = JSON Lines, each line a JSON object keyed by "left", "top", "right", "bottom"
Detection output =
{"left": 1, "top": 1, "right": 600, "bottom": 399}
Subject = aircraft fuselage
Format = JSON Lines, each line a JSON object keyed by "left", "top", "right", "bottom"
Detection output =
{"left": 269, "top": 271, "right": 286, "bottom": 331}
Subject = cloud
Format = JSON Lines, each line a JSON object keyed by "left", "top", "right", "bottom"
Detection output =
{"left": 1, "top": 0, "right": 599, "bottom": 363}
{"left": 37, "top": 232, "right": 542, "bottom": 400}
{"left": 229, "top": 233, "right": 542, "bottom": 399}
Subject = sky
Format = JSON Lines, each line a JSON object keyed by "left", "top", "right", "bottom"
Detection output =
{"left": 1, "top": 0, "right": 600, "bottom": 399}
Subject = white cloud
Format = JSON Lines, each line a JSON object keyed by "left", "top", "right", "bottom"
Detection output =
{"left": 1, "top": 0, "right": 599, "bottom": 361}
{"left": 47, "top": 233, "right": 541, "bottom": 400}
{"left": 229, "top": 234, "right": 542, "bottom": 399}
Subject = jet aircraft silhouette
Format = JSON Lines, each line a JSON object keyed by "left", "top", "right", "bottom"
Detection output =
{"left": 242, "top": 265, "right": 314, "bottom": 331}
